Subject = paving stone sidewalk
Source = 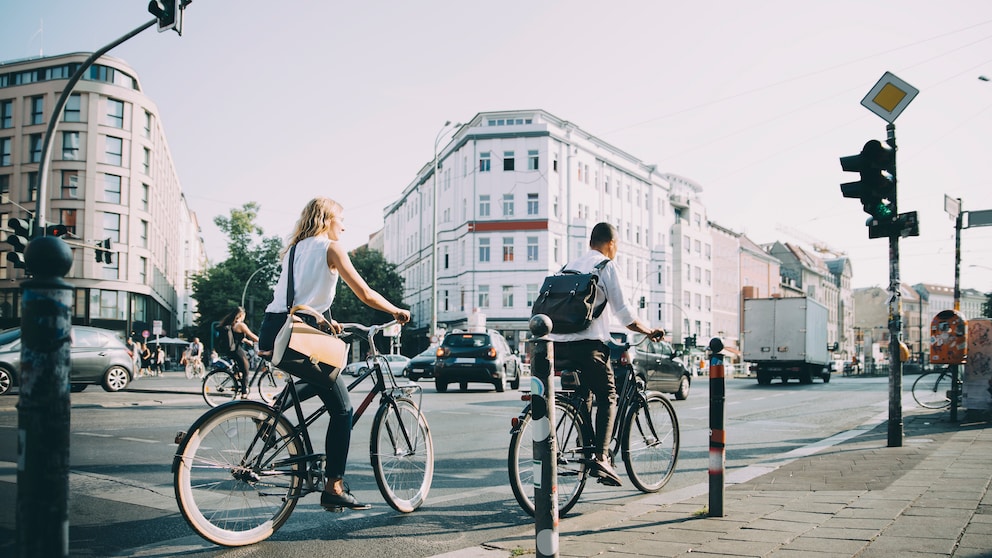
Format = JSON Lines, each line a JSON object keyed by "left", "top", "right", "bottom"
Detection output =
{"left": 443, "top": 410, "right": 992, "bottom": 557}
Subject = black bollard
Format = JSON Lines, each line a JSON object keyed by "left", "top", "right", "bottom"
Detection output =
{"left": 16, "top": 236, "right": 74, "bottom": 558}
{"left": 707, "top": 337, "right": 725, "bottom": 518}
{"left": 529, "top": 314, "right": 559, "bottom": 558}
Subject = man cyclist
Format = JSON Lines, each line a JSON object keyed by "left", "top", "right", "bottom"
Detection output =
{"left": 548, "top": 222, "right": 666, "bottom": 487}
{"left": 185, "top": 337, "right": 204, "bottom": 378}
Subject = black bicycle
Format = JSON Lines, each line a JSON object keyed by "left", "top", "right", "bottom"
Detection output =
{"left": 911, "top": 368, "right": 952, "bottom": 409}
{"left": 201, "top": 343, "right": 286, "bottom": 407}
{"left": 173, "top": 321, "right": 434, "bottom": 546}
{"left": 508, "top": 337, "right": 680, "bottom": 516}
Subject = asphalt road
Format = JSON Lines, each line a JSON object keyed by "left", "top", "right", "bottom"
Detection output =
{"left": 0, "top": 371, "right": 904, "bottom": 557}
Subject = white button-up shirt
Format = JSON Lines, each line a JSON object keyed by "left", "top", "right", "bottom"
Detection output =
{"left": 547, "top": 249, "right": 638, "bottom": 344}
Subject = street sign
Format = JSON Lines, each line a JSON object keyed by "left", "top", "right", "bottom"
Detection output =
{"left": 142, "top": 330, "right": 150, "bottom": 339}
{"left": 153, "top": 320, "right": 163, "bottom": 335}
{"left": 861, "top": 72, "right": 919, "bottom": 124}
{"left": 965, "top": 209, "right": 992, "bottom": 228}
{"left": 944, "top": 195, "right": 961, "bottom": 221}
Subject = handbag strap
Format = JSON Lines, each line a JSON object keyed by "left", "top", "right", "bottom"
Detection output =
{"left": 285, "top": 243, "right": 297, "bottom": 312}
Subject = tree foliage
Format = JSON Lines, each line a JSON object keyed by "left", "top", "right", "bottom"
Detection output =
{"left": 331, "top": 246, "right": 408, "bottom": 354}
{"left": 190, "top": 203, "right": 283, "bottom": 345}
{"left": 984, "top": 292, "right": 992, "bottom": 318}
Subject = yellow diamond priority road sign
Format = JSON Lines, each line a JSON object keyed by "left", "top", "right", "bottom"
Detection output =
{"left": 861, "top": 72, "right": 919, "bottom": 124}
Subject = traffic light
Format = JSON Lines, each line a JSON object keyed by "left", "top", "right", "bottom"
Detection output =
{"left": 147, "top": 0, "right": 182, "bottom": 34}
{"left": 45, "top": 224, "right": 70, "bottom": 237}
{"left": 840, "top": 139, "right": 897, "bottom": 238}
{"left": 95, "top": 238, "right": 113, "bottom": 264}
{"left": 684, "top": 335, "right": 696, "bottom": 348}
{"left": 5, "top": 218, "right": 34, "bottom": 269}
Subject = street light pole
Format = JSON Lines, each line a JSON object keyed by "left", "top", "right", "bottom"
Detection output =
{"left": 431, "top": 121, "right": 459, "bottom": 343}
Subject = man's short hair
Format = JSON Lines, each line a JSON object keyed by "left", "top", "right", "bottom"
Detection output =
{"left": 590, "top": 222, "right": 617, "bottom": 247}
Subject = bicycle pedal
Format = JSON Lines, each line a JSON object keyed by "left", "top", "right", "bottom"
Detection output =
{"left": 321, "top": 505, "right": 344, "bottom": 513}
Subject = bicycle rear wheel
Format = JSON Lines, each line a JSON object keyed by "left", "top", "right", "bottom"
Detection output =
{"left": 507, "top": 398, "right": 589, "bottom": 517}
{"left": 622, "top": 391, "right": 679, "bottom": 493}
{"left": 173, "top": 402, "right": 303, "bottom": 546}
{"left": 257, "top": 367, "right": 287, "bottom": 405}
{"left": 202, "top": 370, "right": 239, "bottom": 407}
{"left": 912, "top": 371, "right": 951, "bottom": 409}
{"left": 370, "top": 397, "right": 434, "bottom": 512}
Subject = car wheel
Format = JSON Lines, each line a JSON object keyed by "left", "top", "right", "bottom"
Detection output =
{"left": 495, "top": 372, "right": 506, "bottom": 393}
{"left": 459, "top": 382, "right": 468, "bottom": 392}
{"left": 102, "top": 366, "right": 131, "bottom": 392}
{"left": 409, "top": 373, "right": 420, "bottom": 382}
{"left": 822, "top": 372, "right": 831, "bottom": 384}
{"left": 435, "top": 379, "right": 448, "bottom": 393}
{"left": 70, "top": 384, "right": 87, "bottom": 393}
{"left": 674, "top": 375, "right": 690, "bottom": 400}
{"left": 509, "top": 372, "right": 520, "bottom": 390}
{"left": 0, "top": 367, "right": 12, "bottom": 395}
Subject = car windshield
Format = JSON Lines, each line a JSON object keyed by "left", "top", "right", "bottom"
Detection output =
{"left": 418, "top": 346, "right": 438, "bottom": 357}
{"left": 444, "top": 334, "right": 489, "bottom": 348}
{"left": 0, "top": 328, "right": 21, "bottom": 346}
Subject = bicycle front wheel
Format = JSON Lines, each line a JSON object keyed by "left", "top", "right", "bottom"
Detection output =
{"left": 507, "top": 398, "right": 590, "bottom": 517}
{"left": 370, "top": 397, "right": 434, "bottom": 513}
{"left": 173, "top": 402, "right": 303, "bottom": 547}
{"left": 622, "top": 391, "right": 679, "bottom": 493}
{"left": 202, "top": 370, "right": 239, "bottom": 407}
{"left": 257, "top": 367, "right": 287, "bottom": 405}
{"left": 912, "top": 371, "right": 951, "bottom": 409}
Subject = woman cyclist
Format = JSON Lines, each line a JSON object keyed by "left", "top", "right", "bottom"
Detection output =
{"left": 218, "top": 307, "right": 259, "bottom": 394}
{"left": 257, "top": 197, "right": 410, "bottom": 511}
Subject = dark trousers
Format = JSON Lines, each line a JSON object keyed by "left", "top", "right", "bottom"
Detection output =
{"left": 554, "top": 340, "right": 617, "bottom": 458}
{"left": 259, "top": 311, "right": 353, "bottom": 480}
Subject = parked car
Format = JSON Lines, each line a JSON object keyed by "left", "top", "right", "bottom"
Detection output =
{"left": 343, "top": 354, "right": 410, "bottom": 377}
{"left": 404, "top": 346, "right": 438, "bottom": 382}
{"left": 0, "top": 326, "right": 135, "bottom": 395}
{"left": 610, "top": 331, "right": 692, "bottom": 400}
{"left": 434, "top": 330, "right": 521, "bottom": 392}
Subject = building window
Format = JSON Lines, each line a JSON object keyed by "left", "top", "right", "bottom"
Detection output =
{"left": 479, "top": 151, "right": 491, "bottom": 172}
{"left": 527, "top": 193, "right": 539, "bottom": 215}
{"left": 142, "top": 147, "right": 150, "bottom": 175}
{"left": 479, "top": 194, "right": 490, "bottom": 217}
{"left": 527, "top": 236, "right": 538, "bottom": 261}
{"left": 143, "top": 110, "right": 152, "bottom": 137}
{"left": 105, "top": 98, "right": 124, "bottom": 128}
{"left": 527, "top": 149, "right": 539, "bottom": 170}
{"left": 502, "top": 285, "right": 514, "bottom": 308}
{"left": 478, "top": 285, "right": 489, "bottom": 309}
{"left": 0, "top": 138, "right": 9, "bottom": 166}
{"left": 527, "top": 284, "right": 538, "bottom": 306}
{"left": 59, "top": 209, "right": 78, "bottom": 235}
{"left": 478, "top": 237, "right": 490, "bottom": 262}
{"left": 139, "top": 256, "right": 148, "bottom": 284}
{"left": 553, "top": 237, "right": 560, "bottom": 263}
{"left": 102, "top": 211, "right": 121, "bottom": 242}
{"left": 30, "top": 96, "right": 44, "bottom": 125}
{"left": 63, "top": 93, "right": 81, "bottom": 122}
{"left": 141, "top": 183, "right": 149, "bottom": 211}
{"left": 61, "top": 170, "right": 79, "bottom": 198}
{"left": 0, "top": 175, "right": 9, "bottom": 198}
{"left": 0, "top": 100, "right": 12, "bottom": 128}
{"left": 502, "top": 193, "right": 514, "bottom": 216}
{"left": 503, "top": 151, "right": 515, "bottom": 171}
{"left": 28, "top": 133, "right": 42, "bottom": 163}
{"left": 62, "top": 131, "right": 80, "bottom": 160}
{"left": 103, "top": 174, "right": 122, "bottom": 204}
{"left": 104, "top": 136, "right": 123, "bottom": 166}
{"left": 502, "top": 237, "right": 514, "bottom": 262}
{"left": 26, "top": 172, "right": 38, "bottom": 201}
{"left": 139, "top": 220, "right": 148, "bottom": 248}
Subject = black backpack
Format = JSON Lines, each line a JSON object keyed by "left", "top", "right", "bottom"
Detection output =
{"left": 531, "top": 259, "right": 610, "bottom": 334}
{"left": 215, "top": 325, "right": 237, "bottom": 354}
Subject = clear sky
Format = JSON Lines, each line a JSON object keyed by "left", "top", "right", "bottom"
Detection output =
{"left": 3, "top": 0, "right": 991, "bottom": 293}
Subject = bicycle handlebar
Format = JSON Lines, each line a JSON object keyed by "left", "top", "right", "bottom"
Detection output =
{"left": 338, "top": 321, "right": 401, "bottom": 357}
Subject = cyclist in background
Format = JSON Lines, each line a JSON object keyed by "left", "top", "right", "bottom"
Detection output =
{"left": 548, "top": 222, "right": 666, "bottom": 487}
{"left": 257, "top": 197, "right": 410, "bottom": 512}
{"left": 218, "top": 307, "right": 259, "bottom": 394}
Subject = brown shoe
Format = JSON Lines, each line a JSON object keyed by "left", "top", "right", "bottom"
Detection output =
{"left": 587, "top": 458, "right": 622, "bottom": 487}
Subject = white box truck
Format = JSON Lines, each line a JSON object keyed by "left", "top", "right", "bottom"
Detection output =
{"left": 743, "top": 297, "right": 831, "bottom": 385}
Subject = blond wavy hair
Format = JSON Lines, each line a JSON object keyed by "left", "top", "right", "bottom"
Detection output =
{"left": 281, "top": 197, "right": 343, "bottom": 257}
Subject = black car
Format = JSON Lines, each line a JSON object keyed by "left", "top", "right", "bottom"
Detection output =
{"left": 610, "top": 331, "right": 692, "bottom": 400}
{"left": 0, "top": 326, "right": 135, "bottom": 395}
{"left": 404, "top": 345, "right": 438, "bottom": 382}
{"left": 434, "top": 330, "right": 521, "bottom": 393}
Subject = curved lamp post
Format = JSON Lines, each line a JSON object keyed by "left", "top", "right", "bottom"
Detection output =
{"left": 431, "top": 120, "right": 460, "bottom": 342}
{"left": 241, "top": 266, "right": 267, "bottom": 314}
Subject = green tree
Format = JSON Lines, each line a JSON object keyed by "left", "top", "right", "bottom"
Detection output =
{"left": 330, "top": 246, "right": 407, "bottom": 354}
{"left": 191, "top": 203, "right": 283, "bottom": 348}
{"left": 983, "top": 292, "right": 992, "bottom": 318}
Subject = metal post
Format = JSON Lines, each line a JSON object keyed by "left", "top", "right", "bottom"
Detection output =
{"left": 950, "top": 364, "right": 961, "bottom": 422}
{"left": 953, "top": 201, "right": 963, "bottom": 312}
{"left": 708, "top": 337, "right": 725, "bottom": 517}
{"left": 885, "top": 123, "right": 903, "bottom": 448}
{"left": 16, "top": 237, "right": 74, "bottom": 558}
{"left": 528, "top": 314, "right": 558, "bottom": 558}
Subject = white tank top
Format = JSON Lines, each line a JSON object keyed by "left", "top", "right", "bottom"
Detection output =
{"left": 265, "top": 236, "right": 339, "bottom": 314}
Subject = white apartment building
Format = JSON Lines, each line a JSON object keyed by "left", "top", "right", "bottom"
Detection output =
{"left": 0, "top": 53, "right": 205, "bottom": 337}
{"left": 382, "top": 109, "right": 711, "bottom": 351}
